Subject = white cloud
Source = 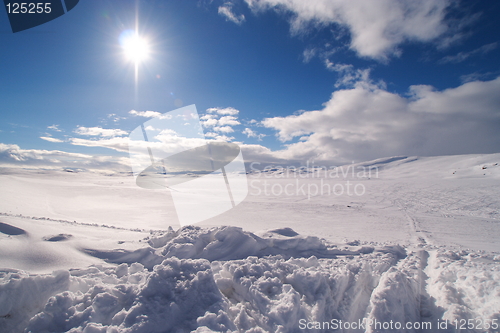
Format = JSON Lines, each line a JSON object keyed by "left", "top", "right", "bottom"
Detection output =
{"left": 129, "top": 110, "right": 172, "bottom": 120}
{"left": 69, "top": 137, "right": 130, "bottom": 153}
{"left": 243, "top": 128, "right": 266, "bottom": 140}
{"left": 324, "top": 60, "right": 374, "bottom": 88}
{"left": 218, "top": 3, "right": 246, "bottom": 25}
{"left": 207, "top": 107, "right": 240, "bottom": 115}
{"left": 129, "top": 110, "right": 161, "bottom": 118}
{"left": 72, "top": 129, "right": 212, "bottom": 164}
{"left": 40, "top": 136, "right": 64, "bottom": 143}
{"left": 261, "top": 76, "right": 500, "bottom": 164}
{"left": 205, "top": 133, "right": 235, "bottom": 142}
{"left": 303, "top": 47, "right": 317, "bottom": 63}
{"left": 213, "top": 126, "right": 235, "bottom": 133}
{"left": 202, "top": 119, "right": 219, "bottom": 127}
{"left": 74, "top": 126, "right": 128, "bottom": 138}
{"left": 107, "top": 113, "right": 126, "bottom": 123}
{"left": 460, "top": 72, "right": 497, "bottom": 84}
{"left": 47, "top": 124, "right": 61, "bottom": 132}
{"left": 239, "top": 144, "right": 290, "bottom": 165}
{"left": 201, "top": 114, "right": 219, "bottom": 127}
{"left": 0, "top": 143, "right": 130, "bottom": 172}
{"left": 440, "top": 42, "right": 498, "bottom": 64}
{"left": 200, "top": 114, "right": 216, "bottom": 120}
{"left": 218, "top": 116, "right": 240, "bottom": 126}
{"left": 144, "top": 125, "right": 161, "bottom": 132}
{"left": 202, "top": 107, "right": 241, "bottom": 133}
{"left": 324, "top": 60, "right": 352, "bottom": 72}
{"left": 244, "top": 0, "right": 455, "bottom": 60}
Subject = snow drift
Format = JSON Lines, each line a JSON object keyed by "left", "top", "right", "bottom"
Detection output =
{"left": 1, "top": 226, "right": 499, "bottom": 333}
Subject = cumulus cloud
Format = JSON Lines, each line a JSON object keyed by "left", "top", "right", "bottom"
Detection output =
{"left": 0, "top": 143, "right": 130, "bottom": 172}
{"left": 200, "top": 115, "right": 219, "bottom": 127}
{"left": 74, "top": 126, "right": 128, "bottom": 138}
{"left": 243, "top": 128, "right": 266, "bottom": 140}
{"left": 218, "top": 116, "right": 240, "bottom": 126}
{"left": 129, "top": 110, "right": 172, "bottom": 120}
{"left": 40, "top": 136, "right": 64, "bottom": 143}
{"left": 261, "top": 76, "right": 500, "bottom": 164}
{"left": 129, "top": 110, "right": 161, "bottom": 118}
{"left": 218, "top": 3, "right": 245, "bottom": 25}
{"left": 202, "top": 107, "right": 241, "bottom": 133}
{"left": 207, "top": 107, "right": 240, "bottom": 116}
{"left": 213, "top": 126, "right": 235, "bottom": 133}
{"left": 244, "top": 0, "right": 455, "bottom": 60}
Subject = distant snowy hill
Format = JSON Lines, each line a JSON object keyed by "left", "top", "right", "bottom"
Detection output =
{"left": 356, "top": 153, "right": 500, "bottom": 179}
{"left": 250, "top": 153, "right": 500, "bottom": 179}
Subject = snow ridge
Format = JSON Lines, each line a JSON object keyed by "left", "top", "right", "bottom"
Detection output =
{"left": 80, "top": 226, "right": 403, "bottom": 269}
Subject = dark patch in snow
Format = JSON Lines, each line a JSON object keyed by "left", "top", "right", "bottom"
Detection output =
{"left": 267, "top": 227, "right": 299, "bottom": 237}
{"left": 0, "top": 222, "right": 27, "bottom": 236}
{"left": 42, "top": 234, "right": 72, "bottom": 242}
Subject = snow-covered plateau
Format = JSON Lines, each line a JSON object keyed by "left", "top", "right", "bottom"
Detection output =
{"left": 0, "top": 154, "right": 499, "bottom": 332}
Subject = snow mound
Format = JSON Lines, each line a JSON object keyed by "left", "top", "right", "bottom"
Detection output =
{"left": 426, "top": 249, "right": 500, "bottom": 324}
{"left": 0, "top": 269, "right": 71, "bottom": 332}
{"left": 4, "top": 252, "right": 401, "bottom": 333}
{"left": 1, "top": 227, "right": 498, "bottom": 333}
{"left": 81, "top": 226, "right": 402, "bottom": 269}
{"left": 24, "top": 258, "right": 230, "bottom": 333}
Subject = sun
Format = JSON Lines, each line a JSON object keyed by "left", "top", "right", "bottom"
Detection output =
{"left": 119, "top": 30, "right": 150, "bottom": 64}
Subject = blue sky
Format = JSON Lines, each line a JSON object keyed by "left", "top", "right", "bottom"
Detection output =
{"left": 1, "top": 0, "right": 499, "bottom": 171}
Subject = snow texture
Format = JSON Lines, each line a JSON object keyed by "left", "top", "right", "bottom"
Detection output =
{"left": 0, "top": 226, "right": 498, "bottom": 333}
{"left": 0, "top": 153, "right": 499, "bottom": 332}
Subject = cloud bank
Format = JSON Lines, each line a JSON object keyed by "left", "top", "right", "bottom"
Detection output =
{"left": 6, "top": 75, "right": 500, "bottom": 172}
{"left": 261, "top": 77, "right": 500, "bottom": 164}
{"left": 0, "top": 143, "right": 130, "bottom": 172}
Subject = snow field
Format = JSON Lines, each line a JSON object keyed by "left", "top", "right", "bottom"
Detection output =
{"left": 1, "top": 153, "right": 499, "bottom": 332}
